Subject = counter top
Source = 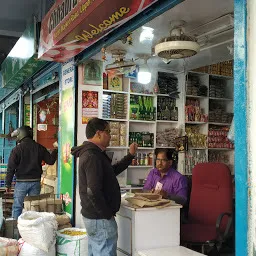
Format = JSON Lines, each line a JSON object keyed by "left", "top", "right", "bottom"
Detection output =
{"left": 120, "top": 198, "right": 182, "bottom": 211}
{"left": 137, "top": 246, "right": 205, "bottom": 256}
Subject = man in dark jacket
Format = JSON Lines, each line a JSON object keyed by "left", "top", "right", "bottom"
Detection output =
{"left": 5, "top": 126, "right": 57, "bottom": 219}
{"left": 71, "top": 118, "right": 137, "bottom": 256}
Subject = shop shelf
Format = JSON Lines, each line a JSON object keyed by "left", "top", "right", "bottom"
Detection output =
{"left": 137, "top": 147, "right": 155, "bottom": 150}
{"left": 129, "top": 120, "right": 156, "bottom": 124}
{"left": 186, "top": 95, "right": 208, "bottom": 99}
{"left": 103, "top": 89, "right": 128, "bottom": 94}
{"left": 185, "top": 121, "right": 207, "bottom": 124}
{"left": 156, "top": 120, "right": 178, "bottom": 123}
{"left": 156, "top": 146, "right": 175, "bottom": 149}
{"left": 209, "top": 97, "right": 233, "bottom": 101}
{"left": 189, "top": 148, "right": 207, "bottom": 150}
{"left": 130, "top": 92, "right": 155, "bottom": 97}
{"left": 208, "top": 148, "right": 234, "bottom": 151}
{"left": 208, "top": 122, "right": 231, "bottom": 126}
{"left": 103, "top": 118, "right": 128, "bottom": 122}
{"left": 157, "top": 94, "right": 170, "bottom": 97}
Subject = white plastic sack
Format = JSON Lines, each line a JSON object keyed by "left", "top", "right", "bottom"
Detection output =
{"left": 57, "top": 228, "right": 88, "bottom": 256}
{"left": 18, "top": 238, "right": 56, "bottom": 256}
{"left": 17, "top": 211, "right": 58, "bottom": 252}
{"left": 0, "top": 237, "right": 19, "bottom": 256}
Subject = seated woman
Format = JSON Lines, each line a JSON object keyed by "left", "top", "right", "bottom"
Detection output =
{"left": 143, "top": 148, "right": 188, "bottom": 206}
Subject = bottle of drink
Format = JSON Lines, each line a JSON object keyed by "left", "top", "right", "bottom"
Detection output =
{"left": 144, "top": 154, "right": 149, "bottom": 166}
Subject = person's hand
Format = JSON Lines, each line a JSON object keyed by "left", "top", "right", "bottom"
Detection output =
{"left": 129, "top": 143, "right": 138, "bottom": 156}
{"left": 159, "top": 190, "right": 168, "bottom": 199}
{"left": 5, "top": 187, "right": 11, "bottom": 194}
{"left": 53, "top": 141, "right": 58, "bottom": 148}
{"left": 152, "top": 189, "right": 168, "bottom": 198}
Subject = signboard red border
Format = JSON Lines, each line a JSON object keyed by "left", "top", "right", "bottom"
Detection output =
{"left": 39, "top": 0, "right": 158, "bottom": 62}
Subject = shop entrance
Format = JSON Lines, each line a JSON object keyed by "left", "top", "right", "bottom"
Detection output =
{"left": 74, "top": 0, "right": 237, "bottom": 255}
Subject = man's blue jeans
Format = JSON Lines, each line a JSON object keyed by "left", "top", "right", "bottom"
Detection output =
{"left": 12, "top": 181, "right": 41, "bottom": 219}
{"left": 83, "top": 216, "right": 118, "bottom": 256}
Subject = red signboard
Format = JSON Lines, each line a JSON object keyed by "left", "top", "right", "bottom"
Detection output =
{"left": 38, "top": 0, "right": 158, "bottom": 62}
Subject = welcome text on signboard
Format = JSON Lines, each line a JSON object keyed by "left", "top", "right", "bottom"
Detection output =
{"left": 53, "top": 2, "right": 130, "bottom": 42}
{"left": 49, "top": 0, "right": 78, "bottom": 34}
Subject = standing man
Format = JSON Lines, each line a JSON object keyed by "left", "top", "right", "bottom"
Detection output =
{"left": 5, "top": 126, "right": 58, "bottom": 219}
{"left": 71, "top": 118, "right": 137, "bottom": 256}
{"left": 144, "top": 148, "right": 188, "bottom": 206}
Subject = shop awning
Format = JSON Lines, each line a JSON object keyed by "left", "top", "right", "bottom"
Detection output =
{"left": 38, "top": 0, "right": 159, "bottom": 62}
{"left": 1, "top": 22, "right": 47, "bottom": 89}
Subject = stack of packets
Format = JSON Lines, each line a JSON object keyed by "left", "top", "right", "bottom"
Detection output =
{"left": 109, "top": 122, "right": 127, "bottom": 147}
{"left": 125, "top": 193, "right": 176, "bottom": 209}
{"left": 102, "top": 94, "right": 127, "bottom": 119}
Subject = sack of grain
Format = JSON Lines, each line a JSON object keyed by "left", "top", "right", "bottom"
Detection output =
{"left": 56, "top": 214, "right": 70, "bottom": 226}
{"left": 56, "top": 228, "right": 88, "bottom": 256}
{"left": 0, "top": 237, "right": 19, "bottom": 256}
{"left": 18, "top": 211, "right": 57, "bottom": 252}
{"left": 18, "top": 238, "right": 55, "bottom": 256}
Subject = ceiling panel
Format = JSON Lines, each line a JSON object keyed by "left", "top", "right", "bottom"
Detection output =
{"left": 98, "top": 0, "right": 234, "bottom": 72}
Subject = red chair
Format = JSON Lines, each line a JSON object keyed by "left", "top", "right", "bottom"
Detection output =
{"left": 181, "top": 163, "right": 233, "bottom": 255}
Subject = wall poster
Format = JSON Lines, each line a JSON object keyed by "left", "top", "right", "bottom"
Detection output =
{"left": 82, "top": 91, "right": 98, "bottom": 124}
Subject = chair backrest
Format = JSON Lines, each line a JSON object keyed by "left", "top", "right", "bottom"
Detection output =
{"left": 188, "top": 163, "right": 233, "bottom": 225}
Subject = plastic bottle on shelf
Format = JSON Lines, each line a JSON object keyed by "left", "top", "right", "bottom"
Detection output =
{"left": 144, "top": 154, "right": 149, "bottom": 166}
{"left": 148, "top": 153, "right": 153, "bottom": 166}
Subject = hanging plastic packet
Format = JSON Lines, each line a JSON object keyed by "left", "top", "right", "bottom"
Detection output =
{"left": 227, "top": 118, "right": 234, "bottom": 142}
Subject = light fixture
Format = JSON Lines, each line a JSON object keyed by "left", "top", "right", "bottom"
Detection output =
{"left": 140, "top": 26, "right": 154, "bottom": 43}
{"left": 138, "top": 58, "right": 151, "bottom": 84}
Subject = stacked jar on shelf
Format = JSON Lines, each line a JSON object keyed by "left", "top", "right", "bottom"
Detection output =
{"left": 131, "top": 152, "right": 154, "bottom": 166}
{"left": 130, "top": 95, "right": 155, "bottom": 121}
{"left": 157, "top": 96, "right": 178, "bottom": 121}
{"left": 129, "top": 132, "right": 154, "bottom": 148}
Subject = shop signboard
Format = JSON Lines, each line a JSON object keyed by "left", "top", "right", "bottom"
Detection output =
{"left": 1, "top": 22, "right": 46, "bottom": 88}
{"left": 0, "top": 73, "right": 12, "bottom": 102}
{"left": 38, "top": 0, "right": 158, "bottom": 62}
{"left": 59, "top": 58, "right": 76, "bottom": 216}
{"left": 24, "top": 105, "right": 30, "bottom": 126}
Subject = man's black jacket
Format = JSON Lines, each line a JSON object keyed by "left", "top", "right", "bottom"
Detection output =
{"left": 6, "top": 137, "right": 57, "bottom": 187}
{"left": 71, "top": 141, "right": 133, "bottom": 219}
